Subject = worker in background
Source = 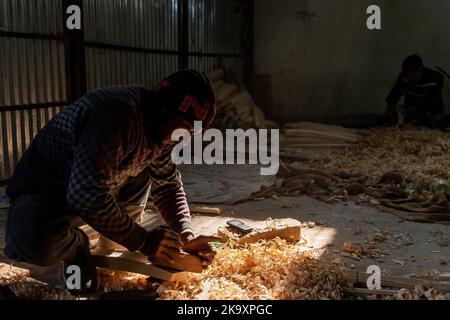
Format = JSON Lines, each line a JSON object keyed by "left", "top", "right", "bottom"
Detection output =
{"left": 4, "top": 70, "right": 219, "bottom": 294}
{"left": 386, "top": 55, "right": 446, "bottom": 128}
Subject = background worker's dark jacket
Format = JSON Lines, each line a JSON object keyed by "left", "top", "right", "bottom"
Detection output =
{"left": 6, "top": 86, "right": 192, "bottom": 252}
{"left": 386, "top": 67, "right": 445, "bottom": 114}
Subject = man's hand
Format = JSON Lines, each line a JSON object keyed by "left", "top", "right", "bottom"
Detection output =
{"left": 180, "top": 231, "right": 195, "bottom": 244}
{"left": 183, "top": 235, "right": 223, "bottom": 267}
{"left": 140, "top": 227, "right": 186, "bottom": 265}
{"left": 183, "top": 235, "right": 222, "bottom": 253}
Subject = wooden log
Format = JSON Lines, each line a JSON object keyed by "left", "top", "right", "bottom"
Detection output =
{"left": 190, "top": 207, "right": 221, "bottom": 215}
{"left": 217, "top": 219, "right": 301, "bottom": 245}
{"left": 216, "top": 84, "right": 238, "bottom": 103}
{"left": 91, "top": 249, "right": 194, "bottom": 283}
{"left": 211, "top": 80, "right": 226, "bottom": 93}
{"left": 230, "top": 91, "right": 252, "bottom": 106}
{"left": 208, "top": 69, "right": 225, "bottom": 82}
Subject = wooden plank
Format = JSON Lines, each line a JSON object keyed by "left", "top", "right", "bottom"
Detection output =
{"left": 285, "top": 122, "right": 357, "bottom": 135}
{"left": 281, "top": 143, "right": 349, "bottom": 148}
{"left": 93, "top": 246, "right": 205, "bottom": 274}
{"left": 283, "top": 129, "right": 359, "bottom": 142}
{"left": 281, "top": 137, "right": 350, "bottom": 145}
{"left": 80, "top": 224, "right": 100, "bottom": 241}
{"left": 218, "top": 218, "right": 301, "bottom": 245}
{"left": 91, "top": 249, "right": 191, "bottom": 283}
{"left": 437, "top": 272, "right": 450, "bottom": 281}
{"left": 347, "top": 270, "right": 450, "bottom": 293}
{"left": 345, "top": 288, "right": 398, "bottom": 296}
{"left": 153, "top": 253, "right": 204, "bottom": 273}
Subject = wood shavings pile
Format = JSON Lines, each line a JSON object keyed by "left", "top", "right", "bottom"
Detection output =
{"left": 388, "top": 285, "right": 450, "bottom": 300}
{"left": 157, "top": 238, "right": 347, "bottom": 300}
{"left": 1, "top": 263, "right": 74, "bottom": 300}
{"left": 8, "top": 280, "right": 75, "bottom": 300}
{"left": 295, "top": 127, "right": 450, "bottom": 203}
{"left": 340, "top": 242, "right": 364, "bottom": 261}
{"left": 0, "top": 263, "right": 30, "bottom": 285}
{"left": 97, "top": 268, "right": 148, "bottom": 292}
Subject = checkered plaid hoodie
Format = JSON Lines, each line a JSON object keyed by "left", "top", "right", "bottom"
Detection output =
{"left": 7, "top": 86, "right": 192, "bottom": 252}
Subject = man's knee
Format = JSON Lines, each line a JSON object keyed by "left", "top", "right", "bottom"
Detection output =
{"left": 5, "top": 194, "right": 74, "bottom": 266}
{"left": 23, "top": 245, "right": 59, "bottom": 267}
{"left": 4, "top": 233, "right": 60, "bottom": 266}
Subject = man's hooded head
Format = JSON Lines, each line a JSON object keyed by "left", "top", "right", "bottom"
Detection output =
{"left": 151, "top": 69, "right": 216, "bottom": 130}
{"left": 147, "top": 70, "right": 217, "bottom": 145}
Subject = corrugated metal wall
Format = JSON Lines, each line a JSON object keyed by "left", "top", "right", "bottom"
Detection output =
{"left": 0, "top": 0, "right": 246, "bottom": 180}
{"left": 84, "top": 0, "right": 180, "bottom": 90}
{"left": 188, "top": 0, "right": 244, "bottom": 81}
{"left": 0, "top": 0, "right": 67, "bottom": 180}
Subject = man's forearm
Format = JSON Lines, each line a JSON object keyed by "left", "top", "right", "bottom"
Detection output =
{"left": 72, "top": 193, "right": 148, "bottom": 252}
{"left": 152, "top": 184, "right": 193, "bottom": 234}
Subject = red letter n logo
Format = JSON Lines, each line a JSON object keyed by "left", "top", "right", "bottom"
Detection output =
{"left": 179, "top": 95, "right": 210, "bottom": 120}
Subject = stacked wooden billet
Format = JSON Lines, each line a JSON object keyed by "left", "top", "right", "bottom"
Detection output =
{"left": 208, "top": 69, "right": 278, "bottom": 130}
{"left": 281, "top": 122, "right": 362, "bottom": 151}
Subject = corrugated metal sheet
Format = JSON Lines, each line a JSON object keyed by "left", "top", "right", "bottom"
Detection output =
{"left": 189, "top": 55, "right": 244, "bottom": 83}
{"left": 0, "top": 38, "right": 67, "bottom": 106}
{"left": 0, "top": 0, "right": 66, "bottom": 180}
{"left": 84, "top": 0, "right": 179, "bottom": 90}
{"left": 84, "top": 0, "right": 178, "bottom": 50}
{"left": 85, "top": 47, "right": 178, "bottom": 90}
{"left": 188, "top": 0, "right": 242, "bottom": 54}
{"left": 187, "top": 0, "right": 243, "bottom": 81}
{"left": 0, "top": 0, "right": 63, "bottom": 34}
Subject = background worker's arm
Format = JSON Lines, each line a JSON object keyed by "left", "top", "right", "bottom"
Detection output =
{"left": 386, "top": 73, "right": 407, "bottom": 115}
{"left": 430, "top": 73, "right": 445, "bottom": 112}
{"left": 66, "top": 106, "right": 147, "bottom": 252}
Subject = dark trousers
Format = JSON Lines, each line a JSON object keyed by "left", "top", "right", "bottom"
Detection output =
{"left": 4, "top": 170, "right": 151, "bottom": 267}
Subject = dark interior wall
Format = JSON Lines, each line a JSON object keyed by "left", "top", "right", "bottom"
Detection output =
{"left": 253, "top": 0, "right": 450, "bottom": 123}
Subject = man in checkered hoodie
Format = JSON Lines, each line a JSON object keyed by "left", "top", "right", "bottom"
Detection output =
{"left": 4, "top": 70, "right": 218, "bottom": 293}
